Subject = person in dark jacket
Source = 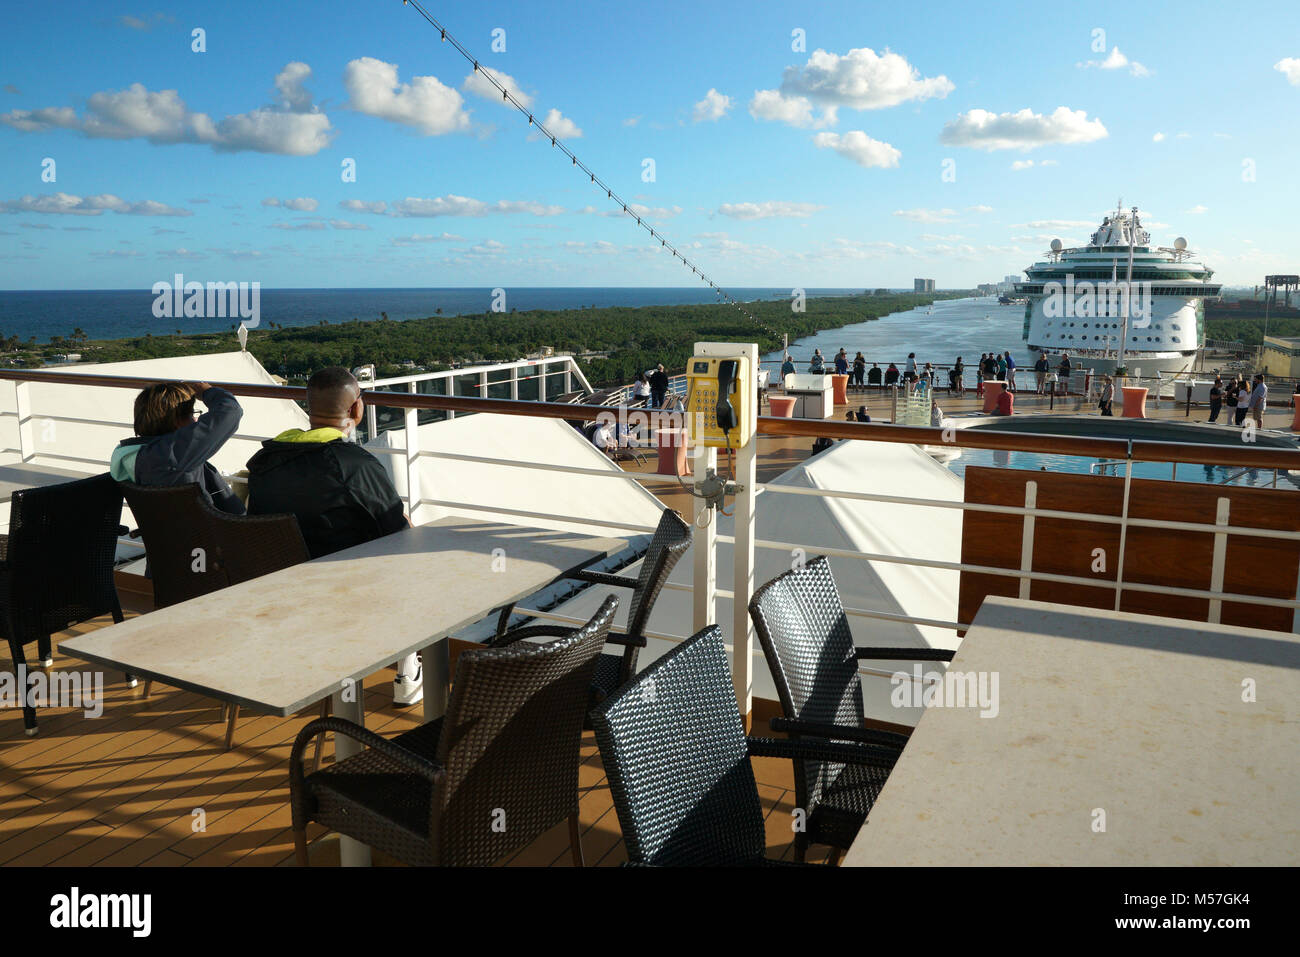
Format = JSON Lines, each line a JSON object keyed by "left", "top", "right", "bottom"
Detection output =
{"left": 246, "top": 366, "right": 406, "bottom": 559}
{"left": 246, "top": 366, "right": 418, "bottom": 704}
{"left": 110, "top": 381, "right": 244, "bottom": 514}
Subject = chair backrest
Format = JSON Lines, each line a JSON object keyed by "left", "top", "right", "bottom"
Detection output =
{"left": 121, "top": 483, "right": 309, "bottom": 605}
{"left": 5, "top": 473, "right": 124, "bottom": 642}
{"left": 591, "top": 626, "right": 765, "bottom": 866}
{"left": 625, "top": 508, "right": 691, "bottom": 637}
{"left": 431, "top": 594, "right": 619, "bottom": 866}
{"left": 748, "top": 556, "right": 865, "bottom": 810}
{"left": 120, "top": 483, "right": 230, "bottom": 606}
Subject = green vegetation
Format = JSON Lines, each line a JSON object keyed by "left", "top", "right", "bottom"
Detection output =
{"left": 1205, "top": 301, "right": 1300, "bottom": 346}
{"left": 4, "top": 292, "right": 964, "bottom": 386}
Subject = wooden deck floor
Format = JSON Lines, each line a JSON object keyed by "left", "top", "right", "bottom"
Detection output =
{"left": 0, "top": 595, "right": 833, "bottom": 867}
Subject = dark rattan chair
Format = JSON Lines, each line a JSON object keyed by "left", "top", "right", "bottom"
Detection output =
{"left": 748, "top": 555, "right": 955, "bottom": 863}
{"left": 491, "top": 507, "right": 690, "bottom": 710}
{"left": 288, "top": 595, "right": 619, "bottom": 867}
{"left": 120, "top": 481, "right": 319, "bottom": 752}
{"left": 0, "top": 473, "right": 130, "bottom": 735}
{"left": 591, "top": 625, "right": 899, "bottom": 866}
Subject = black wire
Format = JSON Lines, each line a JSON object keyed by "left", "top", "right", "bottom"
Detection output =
{"left": 399, "top": 0, "right": 780, "bottom": 337}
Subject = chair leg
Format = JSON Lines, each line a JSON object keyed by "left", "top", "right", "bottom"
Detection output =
{"left": 568, "top": 811, "right": 584, "bottom": 868}
{"left": 9, "top": 639, "right": 37, "bottom": 736}
{"left": 294, "top": 828, "right": 309, "bottom": 867}
{"left": 827, "top": 847, "right": 843, "bottom": 867}
{"left": 224, "top": 703, "right": 239, "bottom": 750}
{"left": 793, "top": 832, "right": 808, "bottom": 863}
{"left": 142, "top": 679, "right": 153, "bottom": 699}
{"left": 37, "top": 634, "right": 52, "bottom": 667}
{"left": 312, "top": 699, "right": 328, "bottom": 772}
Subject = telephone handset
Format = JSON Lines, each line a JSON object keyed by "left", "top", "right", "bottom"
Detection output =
{"left": 715, "top": 359, "right": 739, "bottom": 437}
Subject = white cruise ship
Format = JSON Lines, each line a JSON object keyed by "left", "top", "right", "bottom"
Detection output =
{"left": 1016, "top": 204, "right": 1222, "bottom": 376}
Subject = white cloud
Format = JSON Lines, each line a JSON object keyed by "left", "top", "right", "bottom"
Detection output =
{"left": 270, "top": 220, "right": 327, "bottom": 231}
{"left": 748, "top": 89, "right": 837, "bottom": 129}
{"left": 940, "top": 107, "right": 1107, "bottom": 151}
{"left": 339, "top": 199, "right": 388, "bottom": 214}
{"left": 892, "top": 207, "right": 957, "bottom": 223}
{"left": 462, "top": 66, "right": 533, "bottom": 109}
{"left": 692, "top": 88, "right": 732, "bottom": 123}
{"left": 1016, "top": 219, "right": 1095, "bottom": 230}
{"left": 1274, "top": 57, "right": 1300, "bottom": 85}
{"left": 329, "top": 219, "right": 369, "bottom": 230}
{"left": 967, "top": 205, "right": 994, "bottom": 214}
{"left": 579, "top": 203, "right": 682, "bottom": 219}
{"left": 623, "top": 115, "right": 641, "bottom": 127}
{"left": 1079, "top": 46, "right": 1150, "bottom": 77}
{"left": 0, "top": 192, "right": 192, "bottom": 216}
{"left": 779, "top": 47, "right": 953, "bottom": 110}
{"left": 811, "top": 130, "right": 900, "bottom": 168}
{"left": 263, "top": 197, "right": 318, "bottom": 212}
{"left": 1011, "top": 159, "right": 1034, "bottom": 170}
{"left": 392, "top": 232, "right": 465, "bottom": 245}
{"left": 716, "top": 200, "right": 824, "bottom": 220}
{"left": 1152, "top": 132, "right": 1165, "bottom": 142}
{"left": 1185, "top": 205, "right": 1208, "bottom": 214}
{"left": 0, "top": 64, "right": 333, "bottom": 155}
{"left": 530, "top": 108, "right": 581, "bottom": 140}
{"left": 344, "top": 57, "right": 470, "bottom": 136}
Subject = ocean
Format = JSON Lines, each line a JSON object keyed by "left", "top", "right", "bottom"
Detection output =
{"left": 0, "top": 286, "right": 871, "bottom": 343}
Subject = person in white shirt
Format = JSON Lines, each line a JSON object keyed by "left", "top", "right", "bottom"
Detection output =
{"left": 1235, "top": 382, "right": 1250, "bottom": 427}
{"left": 632, "top": 372, "right": 652, "bottom": 406}
{"left": 1249, "top": 375, "right": 1268, "bottom": 428}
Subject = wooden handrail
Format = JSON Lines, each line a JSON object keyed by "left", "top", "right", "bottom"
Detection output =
{"left": 2, "top": 367, "right": 1298, "bottom": 471}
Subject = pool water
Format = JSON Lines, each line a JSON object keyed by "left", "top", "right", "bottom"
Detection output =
{"left": 943, "top": 447, "right": 1299, "bottom": 490}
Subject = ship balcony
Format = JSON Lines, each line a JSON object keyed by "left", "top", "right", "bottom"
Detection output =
{"left": 1, "top": 362, "right": 1298, "bottom": 868}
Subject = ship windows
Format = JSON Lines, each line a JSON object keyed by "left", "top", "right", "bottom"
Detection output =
{"left": 1172, "top": 336, "right": 1181, "bottom": 343}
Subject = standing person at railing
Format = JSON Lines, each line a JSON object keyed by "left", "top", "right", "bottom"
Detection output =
{"left": 1249, "top": 374, "right": 1268, "bottom": 428}
{"left": 905, "top": 352, "right": 917, "bottom": 384}
{"left": 1208, "top": 376, "right": 1224, "bottom": 423}
{"left": 949, "top": 356, "right": 964, "bottom": 395}
{"left": 1034, "top": 353, "right": 1050, "bottom": 394}
{"left": 834, "top": 349, "right": 849, "bottom": 376}
{"left": 809, "top": 349, "right": 826, "bottom": 375}
{"left": 244, "top": 367, "right": 416, "bottom": 703}
{"left": 632, "top": 372, "right": 651, "bottom": 407}
{"left": 1098, "top": 374, "right": 1115, "bottom": 416}
{"left": 648, "top": 364, "right": 669, "bottom": 409}
{"left": 1004, "top": 351, "right": 1017, "bottom": 392}
{"left": 1224, "top": 376, "right": 1240, "bottom": 423}
{"left": 110, "top": 381, "right": 245, "bottom": 515}
{"left": 781, "top": 354, "right": 796, "bottom": 380}
{"left": 1235, "top": 379, "right": 1250, "bottom": 427}
{"left": 852, "top": 351, "right": 866, "bottom": 387}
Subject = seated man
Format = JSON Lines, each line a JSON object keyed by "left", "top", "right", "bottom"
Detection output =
{"left": 111, "top": 381, "right": 245, "bottom": 514}
{"left": 246, "top": 367, "right": 418, "bottom": 702}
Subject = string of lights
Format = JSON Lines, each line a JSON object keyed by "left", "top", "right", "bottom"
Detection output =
{"left": 400, "top": 0, "right": 778, "bottom": 336}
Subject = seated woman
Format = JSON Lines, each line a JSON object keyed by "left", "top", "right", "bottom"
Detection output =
{"left": 110, "top": 381, "right": 244, "bottom": 514}
{"left": 884, "top": 363, "right": 900, "bottom": 386}
{"left": 867, "top": 363, "right": 882, "bottom": 387}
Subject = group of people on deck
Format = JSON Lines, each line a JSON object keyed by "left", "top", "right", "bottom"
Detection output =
{"left": 109, "top": 368, "right": 425, "bottom": 705}
{"left": 1208, "top": 373, "right": 1269, "bottom": 428}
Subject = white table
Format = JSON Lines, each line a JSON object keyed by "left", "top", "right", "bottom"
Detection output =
{"left": 61, "top": 517, "right": 626, "bottom": 865}
{"left": 844, "top": 596, "right": 1300, "bottom": 866}
{"left": 0, "top": 462, "right": 95, "bottom": 503}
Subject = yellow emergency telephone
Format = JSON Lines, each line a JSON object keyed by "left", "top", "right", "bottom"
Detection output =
{"left": 685, "top": 354, "right": 753, "bottom": 449}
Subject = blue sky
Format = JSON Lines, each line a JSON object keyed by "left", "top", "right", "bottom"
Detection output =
{"left": 2, "top": 0, "right": 1297, "bottom": 290}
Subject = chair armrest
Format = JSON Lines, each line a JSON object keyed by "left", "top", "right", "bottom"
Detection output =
{"left": 604, "top": 631, "right": 647, "bottom": 649}
{"left": 571, "top": 569, "right": 639, "bottom": 590}
{"left": 488, "top": 624, "right": 580, "bottom": 648}
{"left": 290, "top": 717, "right": 442, "bottom": 784}
{"left": 747, "top": 735, "right": 901, "bottom": 770}
{"left": 855, "top": 646, "right": 955, "bottom": 662}
{"left": 769, "top": 716, "right": 909, "bottom": 750}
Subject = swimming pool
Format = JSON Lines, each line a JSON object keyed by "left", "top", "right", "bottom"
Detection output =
{"left": 941, "top": 416, "right": 1300, "bottom": 490}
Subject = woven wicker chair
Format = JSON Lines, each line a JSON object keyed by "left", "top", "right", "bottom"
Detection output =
{"left": 0, "top": 474, "right": 130, "bottom": 735}
{"left": 120, "top": 481, "right": 319, "bottom": 752}
{"left": 748, "top": 556, "right": 955, "bottom": 863}
{"left": 491, "top": 507, "right": 690, "bottom": 711}
{"left": 591, "top": 625, "right": 899, "bottom": 866}
{"left": 288, "top": 595, "right": 619, "bottom": 867}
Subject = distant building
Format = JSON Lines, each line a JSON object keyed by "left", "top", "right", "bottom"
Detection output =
{"left": 1261, "top": 335, "right": 1300, "bottom": 377}
{"left": 914, "top": 278, "right": 935, "bottom": 293}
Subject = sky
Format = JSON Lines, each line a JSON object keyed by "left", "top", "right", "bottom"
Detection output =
{"left": 1, "top": 0, "right": 1298, "bottom": 291}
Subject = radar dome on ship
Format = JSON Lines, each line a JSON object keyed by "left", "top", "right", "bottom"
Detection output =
{"left": 1174, "top": 237, "right": 1187, "bottom": 250}
{"left": 1050, "top": 239, "right": 1063, "bottom": 252}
